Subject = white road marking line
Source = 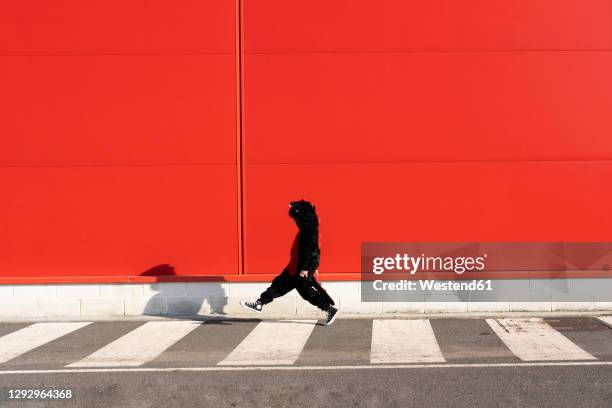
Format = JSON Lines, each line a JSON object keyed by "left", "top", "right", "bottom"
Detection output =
{"left": 67, "top": 321, "right": 201, "bottom": 367}
{"left": 595, "top": 316, "right": 612, "bottom": 329}
{"left": 0, "top": 322, "right": 92, "bottom": 363}
{"left": 3, "top": 360, "right": 612, "bottom": 375}
{"left": 370, "top": 319, "right": 446, "bottom": 364}
{"left": 485, "top": 318, "right": 596, "bottom": 361}
{"left": 218, "top": 320, "right": 317, "bottom": 366}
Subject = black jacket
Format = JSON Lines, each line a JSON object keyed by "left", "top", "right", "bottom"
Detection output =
{"left": 288, "top": 199, "right": 321, "bottom": 274}
{"left": 297, "top": 226, "right": 320, "bottom": 273}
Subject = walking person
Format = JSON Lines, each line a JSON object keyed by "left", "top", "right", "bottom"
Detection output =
{"left": 241, "top": 200, "right": 339, "bottom": 325}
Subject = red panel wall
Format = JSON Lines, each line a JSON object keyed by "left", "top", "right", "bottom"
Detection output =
{"left": 243, "top": 0, "right": 612, "bottom": 274}
{"left": 0, "top": 1, "right": 239, "bottom": 278}
{"left": 2, "top": 1, "right": 611, "bottom": 281}
{"left": 244, "top": 0, "right": 612, "bottom": 52}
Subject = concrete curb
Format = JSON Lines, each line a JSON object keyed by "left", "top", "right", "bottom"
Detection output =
{"left": 1, "top": 310, "right": 611, "bottom": 323}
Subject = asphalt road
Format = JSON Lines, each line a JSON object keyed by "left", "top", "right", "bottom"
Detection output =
{"left": 0, "top": 316, "right": 611, "bottom": 407}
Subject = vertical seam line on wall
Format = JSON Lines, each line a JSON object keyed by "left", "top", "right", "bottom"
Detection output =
{"left": 236, "top": 0, "right": 245, "bottom": 274}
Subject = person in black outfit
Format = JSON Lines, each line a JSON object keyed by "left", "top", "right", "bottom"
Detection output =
{"left": 241, "top": 200, "right": 339, "bottom": 325}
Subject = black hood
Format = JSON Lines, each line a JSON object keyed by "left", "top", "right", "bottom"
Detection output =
{"left": 289, "top": 200, "right": 319, "bottom": 229}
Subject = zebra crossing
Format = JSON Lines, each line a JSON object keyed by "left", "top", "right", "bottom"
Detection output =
{"left": 218, "top": 320, "right": 317, "bottom": 366}
{"left": 0, "top": 316, "right": 612, "bottom": 370}
{"left": 68, "top": 321, "right": 201, "bottom": 368}
{"left": 370, "top": 319, "right": 445, "bottom": 363}
{"left": 485, "top": 318, "right": 596, "bottom": 361}
{"left": 0, "top": 322, "right": 91, "bottom": 364}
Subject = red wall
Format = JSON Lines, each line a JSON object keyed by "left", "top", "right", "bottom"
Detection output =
{"left": 0, "top": 1, "right": 239, "bottom": 280}
{"left": 243, "top": 0, "right": 612, "bottom": 276}
{"left": 1, "top": 1, "right": 611, "bottom": 282}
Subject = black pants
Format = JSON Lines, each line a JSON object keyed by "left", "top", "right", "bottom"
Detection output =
{"left": 259, "top": 269, "right": 333, "bottom": 311}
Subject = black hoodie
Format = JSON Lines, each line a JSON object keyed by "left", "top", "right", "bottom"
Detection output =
{"left": 286, "top": 200, "right": 320, "bottom": 275}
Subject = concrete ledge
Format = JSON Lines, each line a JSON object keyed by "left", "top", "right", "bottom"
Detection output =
{"left": 0, "top": 281, "right": 609, "bottom": 318}
{"left": 125, "top": 297, "right": 165, "bottom": 316}
{"left": 81, "top": 298, "right": 124, "bottom": 316}
{"left": 467, "top": 302, "right": 510, "bottom": 312}
{"left": 0, "top": 299, "right": 37, "bottom": 317}
{"left": 382, "top": 301, "right": 425, "bottom": 314}
{"left": 37, "top": 298, "right": 80, "bottom": 317}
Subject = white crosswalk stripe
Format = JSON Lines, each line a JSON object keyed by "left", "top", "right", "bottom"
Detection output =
{"left": 370, "top": 319, "right": 446, "bottom": 364}
{"left": 0, "top": 318, "right": 608, "bottom": 369}
{"left": 595, "top": 316, "right": 612, "bottom": 328}
{"left": 0, "top": 322, "right": 92, "bottom": 363}
{"left": 218, "top": 320, "right": 317, "bottom": 366}
{"left": 67, "top": 321, "right": 201, "bottom": 367}
{"left": 485, "top": 318, "right": 596, "bottom": 361}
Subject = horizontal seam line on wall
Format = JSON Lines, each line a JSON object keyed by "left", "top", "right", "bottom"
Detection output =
{"left": 3, "top": 50, "right": 610, "bottom": 57}
{"left": 0, "top": 163, "right": 238, "bottom": 168}
{"left": 2, "top": 159, "right": 611, "bottom": 168}
{"left": 0, "top": 52, "right": 235, "bottom": 57}
{"left": 245, "top": 49, "right": 612, "bottom": 55}
{"left": 246, "top": 159, "right": 612, "bottom": 165}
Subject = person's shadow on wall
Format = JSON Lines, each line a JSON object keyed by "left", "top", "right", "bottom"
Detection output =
{"left": 141, "top": 264, "right": 228, "bottom": 317}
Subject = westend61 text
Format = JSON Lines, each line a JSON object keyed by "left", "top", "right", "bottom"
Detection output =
{"left": 372, "top": 279, "right": 493, "bottom": 291}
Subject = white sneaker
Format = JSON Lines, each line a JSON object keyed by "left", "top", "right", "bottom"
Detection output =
{"left": 240, "top": 300, "right": 263, "bottom": 314}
